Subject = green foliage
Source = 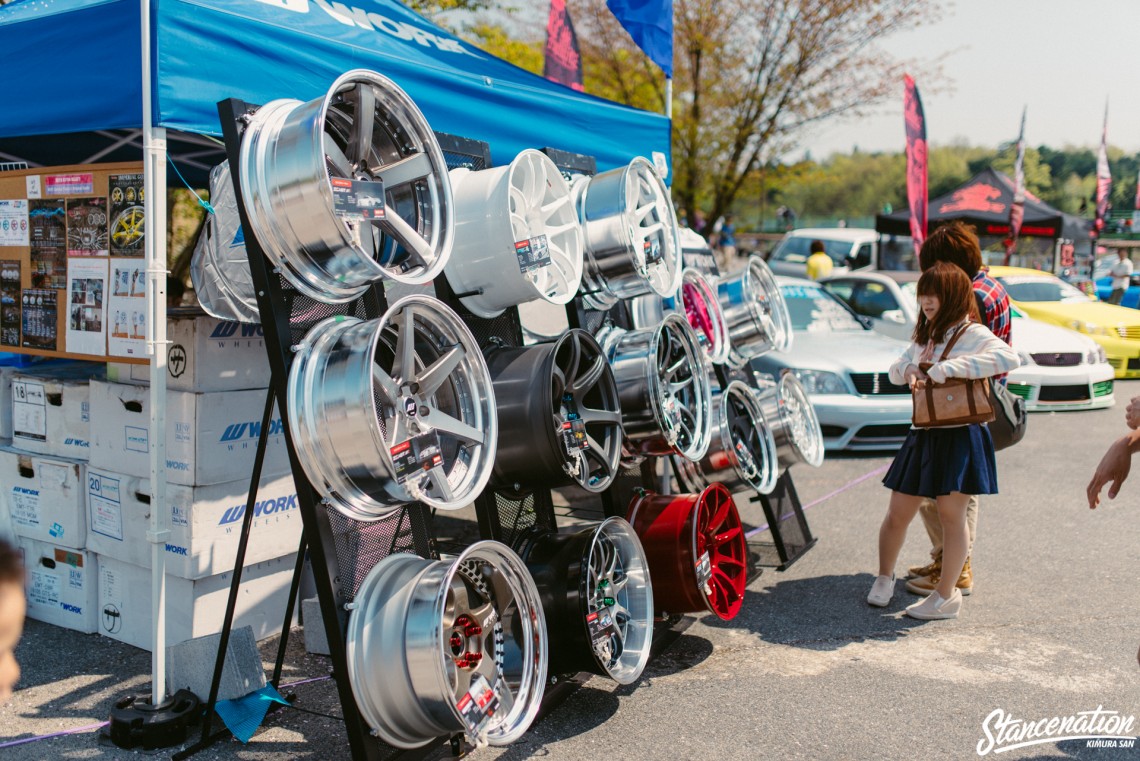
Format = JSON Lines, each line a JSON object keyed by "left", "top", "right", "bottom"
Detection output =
{"left": 464, "top": 22, "right": 544, "bottom": 75}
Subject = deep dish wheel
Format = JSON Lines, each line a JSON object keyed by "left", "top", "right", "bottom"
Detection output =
{"left": 627, "top": 483, "right": 748, "bottom": 620}
{"left": 717, "top": 255, "right": 793, "bottom": 366}
{"left": 664, "top": 268, "right": 730, "bottom": 365}
{"left": 345, "top": 542, "right": 547, "bottom": 748}
{"left": 753, "top": 371, "right": 825, "bottom": 469}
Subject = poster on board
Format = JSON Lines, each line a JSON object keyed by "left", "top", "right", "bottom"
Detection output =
{"left": 66, "top": 258, "right": 108, "bottom": 356}
{"left": 108, "top": 258, "right": 146, "bottom": 357}
{"left": 28, "top": 199, "right": 66, "bottom": 289}
{"left": 66, "top": 197, "right": 109, "bottom": 257}
{"left": 1, "top": 261, "right": 19, "bottom": 347}
{"left": 108, "top": 174, "right": 145, "bottom": 257}
{"left": 21, "top": 288, "right": 57, "bottom": 351}
{"left": 0, "top": 200, "right": 29, "bottom": 247}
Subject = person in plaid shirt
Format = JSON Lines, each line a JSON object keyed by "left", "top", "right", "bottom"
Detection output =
{"left": 904, "top": 222, "right": 1013, "bottom": 598}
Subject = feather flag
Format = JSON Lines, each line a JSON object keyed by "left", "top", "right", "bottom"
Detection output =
{"left": 1005, "top": 107, "right": 1027, "bottom": 264}
{"left": 605, "top": 0, "right": 673, "bottom": 77}
{"left": 544, "top": 0, "right": 584, "bottom": 92}
{"left": 1094, "top": 102, "right": 1111, "bottom": 237}
{"left": 903, "top": 74, "right": 928, "bottom": 255}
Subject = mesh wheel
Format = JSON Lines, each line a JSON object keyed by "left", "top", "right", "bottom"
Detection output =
{"left": 753, "top": 371, "right": 825, "bottom": 469}
{"left": 717, "top": 256, "right": 793, "bottom": 366}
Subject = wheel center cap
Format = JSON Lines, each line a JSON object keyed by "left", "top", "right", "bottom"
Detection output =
{"left": 403, "top": 397, "right": 418, "bottom": 417}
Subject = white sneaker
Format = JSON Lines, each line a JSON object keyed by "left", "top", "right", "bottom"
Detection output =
{"left": 905, "top": 588, "right": 962, "bottom": 620}
{"left": 866, "top": 574, "right": 895, "bottom": 607}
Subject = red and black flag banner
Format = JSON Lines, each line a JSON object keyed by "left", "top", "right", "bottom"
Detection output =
{"left": 1094, "top": 102, "right": 1111, "bottom": 237}
{"left": 1005, "top": 107, "right": 1027, "bottom": 264}
{"left": 904, "top": 74, "right": 928, "bottom": 254}
{"left": 544, "top": 0, "right": 584, "bottom": 92}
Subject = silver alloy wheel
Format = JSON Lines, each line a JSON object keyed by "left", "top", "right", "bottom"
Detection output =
{"left": 599, "top": 314, "right": 712, "bottom": 460}
{"left": 753, "top": 371, "right": 825, "bottom": 469}
{"left": 239, "top": 69, "right": 453, "bottom": 302}
{"left": 717, "top": 256, "right": 793, "bottom": 366}
{"left": 674, "top": 381, "right": 779, "bottom": 495}
{"left": 444, "top": 150, "right": 584, "bottom": 317}
{"left": 345, "top": 542, "right": 547, "bottom": 748}
{"left": 287, "top": 295, "right": 497, "bottom": 518}
{"left": 583, "top": 518, "right": 653, "bottom": 683}
{"left": 575, "top": 157, "right": 682, "bottom": 310}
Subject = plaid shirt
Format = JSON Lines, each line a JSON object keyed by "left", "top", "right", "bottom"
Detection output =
{"left": 974, "top": 268, "right": 1012, "bottom": 381}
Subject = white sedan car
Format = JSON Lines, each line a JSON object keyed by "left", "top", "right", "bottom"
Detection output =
{"left": 821, "top": 271, "right": 1115, "bottom": 411}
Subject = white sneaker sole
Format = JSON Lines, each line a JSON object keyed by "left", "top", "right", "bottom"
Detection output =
{"left": 905, "top": 578, "right": 972, "bottom": 596}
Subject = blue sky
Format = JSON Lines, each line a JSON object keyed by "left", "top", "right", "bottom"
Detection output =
{"left": 798, "top": 0, "right": 1140, "bottom": 159}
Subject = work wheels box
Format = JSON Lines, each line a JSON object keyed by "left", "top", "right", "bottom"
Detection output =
{"left": 88, "top": 380, "right": 290, "bottom": 486}
{"left": 0, "top": 445, "right": 86, "bottom": 549}
{"left": 85, "top": 467, "right": 301, "bottom": 579}
{"left": 97, "top": 552, "right": 298, "bottom": 651}
{"left": 18, "top": 537, "right": 99, "bottom": 633}
{"left": 106, "top": 308, "right": 270, "bottom": 393}
{"left": 11, "top": 363, "right": 104, "bottom": 459}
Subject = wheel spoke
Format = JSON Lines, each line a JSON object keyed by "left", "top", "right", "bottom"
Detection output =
{"left": 714, "top": 526, "right": 743, "bottom": 546}
{"left": 345, "top": 83, "right": 376, "bottom": 167}
{"left": 418, "top": 344, "right": 464, "bottom": 397}
{"left": 663, "top": 356, "right": 687, "bottom": 380}
{"left": 569, "top": 354, "right": 606, "bottom": 395}
{"left": 323, "top": 134, "right": 354, "bottom": 178}
{"left": 428, "top": 407, "right": 485, "bottom": 445}
{"left": 709, "top": 494, "right": 732, "bottom": 531}
{"left": 371, "top": 364, "right": 401, "bottom": 401}
{"left": 380, "top": 209, "right": 435, "bottom": 268}
{"left": 711, "top": 568, "right": 740, "bottom": 601}
{"left": 424, "top": 466, "right": 454, "bottom": 503}
{"left": 393, "top": 307, "right": 416, "bottom": 384}
{"left": 579, "top": 406, "right": 622, "bottom": 426}
{"left": 372, "top": 151, "right": 433, "bottom": 188}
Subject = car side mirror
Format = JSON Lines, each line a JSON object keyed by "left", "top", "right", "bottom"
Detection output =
{"left": 881, "top": 309, "right": 906, "bottom": 324}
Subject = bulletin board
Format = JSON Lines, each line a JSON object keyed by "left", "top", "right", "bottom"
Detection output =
{"left": 0, "top": 162, "right": 149, "bottom": 364}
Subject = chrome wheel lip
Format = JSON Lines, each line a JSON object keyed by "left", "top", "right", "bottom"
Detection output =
{"left": 754, "top": 371, "right": 825, "bottom": 469}
{"left": 238, "top": 69, "right": 454, "bottom": 302}
{"left": 718, "top": 255, "right": 794, "bottom": 365}
{"left": 584, "top": 517, "right": 654, "bottom": 683}
{"left": 575, "top": 157, "right": 682, "bottom": 310}
{"left": 286, "top": 295, "right": 498, "bottom": 517}
{"left": 664, "top": 268, "right": 731, "bottom": 365}
{"left": 345, "top": 542, "right": 548, "bottom": 749}
{"left": 676, "top": 381, "right": 778, "bottom": 495}
{"left": 444, "top": 150, "right": 584, "bottom": 318}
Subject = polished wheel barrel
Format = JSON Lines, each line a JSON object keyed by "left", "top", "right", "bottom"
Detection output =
{"left": 716, "top": 255, "right": 793, "bottom": 366}
{"left": 752, "top": 371, "right": 825, "bottom": 469}
{"left": 486, "top": 329, "right": 622, "bottom": 493}
{"left": 574, "top": 157, "right": 682, "bottom": 310}
{"left": 626, "top": 483, "right": 748, "bottom": 620}
{"left": 598, "top": 314, "right": 712, "bottom": 461}
{"left": 673, "top": 380, "right": 779, "bottom": 495}
{"left": 663, "top": 268, "right": 731, "bottom": 365}
{"left": 345, "top": 542, "right": 547, "bottom": 748}
{"left": 287, "top": 295, "right": 497, "bottom": 519}
{"left": 238, "top": 69, "right": 453, "bottom": 302}
{"left": 444, "top": 150, "right": 584, "bottom": 318}
{"left": 515, "top": 518, "right": 653, "bottom": 684}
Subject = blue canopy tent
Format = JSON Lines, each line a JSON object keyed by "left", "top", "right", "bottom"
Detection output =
{"left": 0, "top": 0, "right": 670, "bottom": 179}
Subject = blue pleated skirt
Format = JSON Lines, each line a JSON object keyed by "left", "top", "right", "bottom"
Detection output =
{"left": 882, "top": 424, "right": 998, "bottom": 498}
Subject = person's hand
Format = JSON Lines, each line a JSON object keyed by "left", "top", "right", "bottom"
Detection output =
{"left": 1087, "top": 435, "right": 1134, "bottom": 509}
{"left": 903, "top": 365, "right": 927, "bottom": 390}
{"left": 1126, "top": 395, "right": 1140, "bottom": 429}
{"left": 926, "top": 363, "right": 948, "bottom": 384}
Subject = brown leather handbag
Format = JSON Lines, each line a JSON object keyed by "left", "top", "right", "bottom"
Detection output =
{"left": 912, "top": 325, "right": 996, "bottom": 428}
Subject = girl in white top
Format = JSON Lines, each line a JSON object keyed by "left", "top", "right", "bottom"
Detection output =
{"left": 868, "top": 262, "right": 1019, "bottom": 620}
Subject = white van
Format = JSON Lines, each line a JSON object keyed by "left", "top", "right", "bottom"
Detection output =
{"left": 767, "top": 228, "right": 917, "bottom": 278}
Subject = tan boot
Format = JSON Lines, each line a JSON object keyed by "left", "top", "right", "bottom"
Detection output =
{"left": 905, "top": 556, "right": 973, "bottom": 596}
{"left": 906, "top": 554, "right": 941, "bottom": 580}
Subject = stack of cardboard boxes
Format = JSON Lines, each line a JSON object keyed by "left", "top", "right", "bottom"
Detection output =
{"left": 1, "top": 310, "right": 303, "bottom": 651}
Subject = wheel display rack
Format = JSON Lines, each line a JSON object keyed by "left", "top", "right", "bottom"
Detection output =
{"left": 184, "top": 93, "right": 817, "bottom": 759}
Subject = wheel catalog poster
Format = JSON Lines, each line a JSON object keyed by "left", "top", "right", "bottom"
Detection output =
{"left": 66, "top": 257, "right": 108, "bottom": 356}
{"left": 29, "top": 199, "right": 66, "bottom": 289}
{"left": 108, "top": 174, "right": 145, "bottom": 256}
{"left": 21, "top": 288, "right": 57, "bottom": 351}
{"left": 1, "top": 260, "right": 19, "bottom": 347}
{"left": 66, "top": 196, "right": 109, "bottom": 256}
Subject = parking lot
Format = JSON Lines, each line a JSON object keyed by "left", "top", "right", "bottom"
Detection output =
{"left": 3, "top": 382, "right": 1138, "bottom": 760}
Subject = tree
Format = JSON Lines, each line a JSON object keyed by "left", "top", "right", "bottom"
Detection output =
{"left": 571, "top": 0, "right": 942, "bottom": 235}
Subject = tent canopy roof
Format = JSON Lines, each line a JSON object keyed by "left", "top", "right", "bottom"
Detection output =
{"left": 0, "top": 0, "right": 670, "bottom": 186}
{"left": 875, "top": 167, "right": 1091, "bottom": 242}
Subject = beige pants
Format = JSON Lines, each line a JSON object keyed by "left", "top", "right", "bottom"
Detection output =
{"left": 918, "top": 494, "right": 979, "bottom": 558}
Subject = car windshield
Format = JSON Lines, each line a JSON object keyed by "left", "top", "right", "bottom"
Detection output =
{"left": 997, "top": 274, "right": 1090, "bottom": 303}
{"left": 899, "top": 281, "right": 918, "bottom": 305}
{"left": 770, "top": 236, "right": 851, "bottom": 266}
{"left": 780, "top": 283, "right": 865, "bottom": 332}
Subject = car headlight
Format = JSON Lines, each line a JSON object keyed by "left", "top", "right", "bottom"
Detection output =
{"left": 1017, "top": 351, "right": 1034, "bottom": 366}
{"left": 1070, "top": 320, "right": 1111, "bottom": 336}
{"left": 793, "top": 369, "right": 848, "bottom": 394}
{"left": 1088, "top": 346, "right": 1107, "bottom": 365}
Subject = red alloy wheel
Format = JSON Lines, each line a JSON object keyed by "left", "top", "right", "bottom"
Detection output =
{"left": 626, "top": 483, "right": 748, "bottom": 620}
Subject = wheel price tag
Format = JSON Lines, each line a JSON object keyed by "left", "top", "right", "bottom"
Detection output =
{"left": 390, "top": 430, "right": 443, "bottom": 485}
{"left": 456, "top": 673, "right": 499, "bottom": 734}
{"left": 586, "top": 609, "right": 618, "bottom": 647}
{"left": 330, "top": 177, "right": 386, "bottom": 220}
{"left": 514, "top": 234, "right": 551, "bottom": 274}
{"left": 644, "top": 238, "right": 663, "bottom": 265}
{"left": 560, "top": 418, "right": 588, "bottom": 456}
{"left": 695, "top": 551, "right": 712, "bottom": 589}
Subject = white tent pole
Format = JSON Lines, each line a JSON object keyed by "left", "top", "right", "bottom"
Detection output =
{"left": 140, "top": 0, "right": 169, "bottom": 705}
{"left": 665, "top": 76, "right": 672, "bottom": 120}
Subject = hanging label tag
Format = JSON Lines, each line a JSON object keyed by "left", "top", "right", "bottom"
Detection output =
{"left": 330, "top": 178, "right": 386, "bottom": 220}
{"left": 390, "top": 430, "right": 443, "bottom": 485}
{"left": 695, "top": 551, "right": 712, "bottom": 589}
{"left": 586, "top": 609, "right": 618, "bottom": 647}
{"left": 644, "top": 238, "right": 663, "bottom": 265}
{"left": 560, "top": 418, "right": 589, "bottom": 456}
{"left": 456, "top": 673, "right": 500, "bottom": 734}
{"left": 514, "top": 234, "right": 551, "bottom": 274}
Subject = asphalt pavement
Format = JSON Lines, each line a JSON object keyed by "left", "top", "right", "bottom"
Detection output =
{"left": 2, "top": 382, "right": 1138, "bottom": 760}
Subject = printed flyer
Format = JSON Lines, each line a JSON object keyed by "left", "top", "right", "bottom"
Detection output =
{"left": 108, "top": 174, "right": 145, "bottom": 256}
{"left": 0, "top": 200, "right": 29, "bottom": 247}
{"left": 28, "top": 199, "right": 66, "bottom": 289}
{"left": 108, "top": 258, "right": 146, "bottom": 357}
{"left": 66, "top": 197, "right": 109, "bottom": 256}
{"left": 66, "top": 258, "right": 108, "bottom": 356}
{"left": 1, "top": 261, "right": 20, "bottom": 347}
{"left": 21, "top": 288, "right": 57, "bottom": 351}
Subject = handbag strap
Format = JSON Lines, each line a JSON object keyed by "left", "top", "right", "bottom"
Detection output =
{"left": 937, "top": 323, "right": 972, "bottom": 361}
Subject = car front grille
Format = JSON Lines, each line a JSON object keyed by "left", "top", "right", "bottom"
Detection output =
{"left": 849, "top": 372, "right": 909, "bottom": 396}
{"left": 854, "top": 424, "right": 911, "bottom": 439}
{"left": 1116, "top": 326, "right": 1140, "bottom": 340}
{"left": 1109, "top": 356, "right": 1126, "bottom": 371}
{"left": 1006, "top": 383, "right": 1033, "bottom": 400}
{"left": 1030, "top": 352, "right": 1081, "bottom": 367}
{"left": 1128, "top": 358, "right": 1140, "bottom": 370}
{"left": 1038, "top": 384, "right": 1091, "bottom": 402}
